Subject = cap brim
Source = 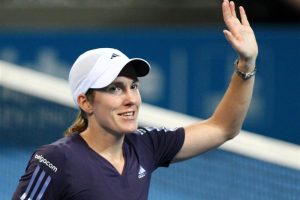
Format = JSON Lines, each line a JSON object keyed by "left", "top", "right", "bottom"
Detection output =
{"left": 127, "top": 58, "right": 151, "bottom": 77}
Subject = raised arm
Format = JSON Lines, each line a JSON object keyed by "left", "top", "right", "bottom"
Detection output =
{"left": 173, "top": 0, "right": 258, "bottom": 162}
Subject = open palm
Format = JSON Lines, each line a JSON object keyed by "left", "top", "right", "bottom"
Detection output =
{"left": 222, "top": 0, "right": 258, "bottom": 63}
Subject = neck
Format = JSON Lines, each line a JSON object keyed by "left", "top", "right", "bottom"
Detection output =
{"left": 80, "top": 127, "right": 126, "bottom": 174}
{"left": 80, "top": 127, "right": 124, "bottom": 158}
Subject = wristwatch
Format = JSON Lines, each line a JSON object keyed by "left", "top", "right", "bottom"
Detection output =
{"left": 234, "top": 59, "right": 256, "bottom": 80}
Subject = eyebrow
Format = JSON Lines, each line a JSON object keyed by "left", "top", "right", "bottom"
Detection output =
{"left": 110, "top": 79, "right": 139, "bottom": 85}
{"left": 94, "top": 79, "right": 139, "bottom": 91}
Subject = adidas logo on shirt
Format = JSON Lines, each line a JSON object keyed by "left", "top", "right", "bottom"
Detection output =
{"left": 138, "top": 165, "right": 147, "bottom": 179}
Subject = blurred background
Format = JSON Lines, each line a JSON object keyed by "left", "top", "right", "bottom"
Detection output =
{"left": 1, "top": 0, "right": 300, "bottom": 199}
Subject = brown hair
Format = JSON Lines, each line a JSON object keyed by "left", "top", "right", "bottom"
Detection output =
{"left": 64, "top": 110, "right": 88, "bottom": 137}
{"left": 64, "top": 89, "right": 95, "bottom": 137}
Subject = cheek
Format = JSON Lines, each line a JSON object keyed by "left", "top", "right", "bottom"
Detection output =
{"left": 91, "top": 96, "right": 113, "bottom": 113}
{"left": 94, "top": 99, "right": 119, "bottom": 114}
{"left": 136, "top": 91, "right": 142, "bottom": 104}
{"left": 137, "top": 95, "right": 142, "bottom": 105}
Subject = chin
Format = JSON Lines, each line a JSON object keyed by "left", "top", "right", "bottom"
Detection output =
{"left": 122, "top": 125, "right": 138, "bottom": 134}
{"left": 116, "top": 120, "right": 138, "bottom": 134}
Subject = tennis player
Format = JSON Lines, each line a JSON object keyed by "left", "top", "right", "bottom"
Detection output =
{"left": 12, "top": 0, "right": 258, "bottom": 199}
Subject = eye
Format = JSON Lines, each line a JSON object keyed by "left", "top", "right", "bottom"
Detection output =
{"left": 131, "top": 82, "right": 139, "bottom": 90}
{"left": 106, "top": 85, "right": 122, "bottom": 94}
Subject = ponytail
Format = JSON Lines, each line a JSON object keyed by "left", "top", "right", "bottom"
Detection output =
{"left": 64, "top": 109, "right": 88, "bottom": 137}
{"left": 64, "top": 89, "right": 94, "bottom": 137}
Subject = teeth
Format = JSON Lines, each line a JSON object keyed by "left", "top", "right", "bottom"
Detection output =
{"left": 121, "top": 112, "right": 133, "bottom": 116}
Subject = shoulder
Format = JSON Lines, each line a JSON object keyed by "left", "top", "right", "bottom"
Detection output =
{"left": 133, "top": 126, "right": 185, "bottom": 141}
{"left": 31, "top": 133, "right": 80, "bottom": 171}
{"left": 30, "top": 137, "right": 70, "bottom": 175}
{"left": 125, "top": 127, "right": 185, "bottom": 168}
{"left": 12, "top": 137, "right": 74, "bottom": 200}
{"left": 126, "top": 126, "right": 185, "bottom": 150}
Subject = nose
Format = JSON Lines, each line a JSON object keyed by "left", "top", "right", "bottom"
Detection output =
{"left": 123, "top": 89, "right": 139, "bottom": 106}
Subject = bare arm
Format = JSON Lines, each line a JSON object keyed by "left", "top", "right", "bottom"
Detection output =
{"left": 174, "top": 0, "right": 258, "bottom": 162}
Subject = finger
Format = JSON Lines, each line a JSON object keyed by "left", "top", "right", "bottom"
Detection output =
{"left": 223, "top": 30, "right": 233, "bottom": 42}
{"left": 239, "top": 6, "right": 250, "bottom": 26}
{"left": 222, "top": 0, "right": 232, "bottom": 22}
{"left": 230, "top": 1, "right": 237, "bottom": 18}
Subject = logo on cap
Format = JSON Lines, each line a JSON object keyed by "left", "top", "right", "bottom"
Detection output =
{"left": 111, "top": 53, "right": 120, "bottom": 59}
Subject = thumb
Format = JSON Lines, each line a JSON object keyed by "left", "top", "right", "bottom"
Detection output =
{"left": 223, "top": 30, "right": 238, "bottom": 49}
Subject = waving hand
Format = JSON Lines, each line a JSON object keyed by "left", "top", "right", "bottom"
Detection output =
{"left": 222, "top": 0, "right": 258, "bottom": 69}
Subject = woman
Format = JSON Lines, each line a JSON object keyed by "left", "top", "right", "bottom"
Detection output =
{"left": 13, "top": 0, "right": 258, "bottom": 199}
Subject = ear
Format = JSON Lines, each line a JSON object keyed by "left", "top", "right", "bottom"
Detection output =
{"left": 77, "top": 94, "right": 93, "bottom": 114}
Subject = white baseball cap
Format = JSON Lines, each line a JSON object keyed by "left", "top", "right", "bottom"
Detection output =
{"left": 69, "top": 48, "right": 151, "bottom": 106}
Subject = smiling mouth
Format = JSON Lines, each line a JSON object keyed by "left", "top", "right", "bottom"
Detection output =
{"left": 119, "top": 111, "right": 135, "bottom": 119}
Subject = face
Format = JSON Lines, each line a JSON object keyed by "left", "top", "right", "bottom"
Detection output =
{"left": 88, "top": 66, "right": 141, "bottom": 136}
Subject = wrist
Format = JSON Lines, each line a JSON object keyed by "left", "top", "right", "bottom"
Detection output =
{"left": 234, "top": 59, "right": 256, "bottom": 80}
{"left": 237, "top": 57, "right": 257, "bottom": 71}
